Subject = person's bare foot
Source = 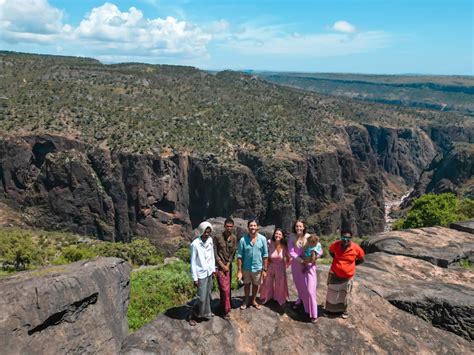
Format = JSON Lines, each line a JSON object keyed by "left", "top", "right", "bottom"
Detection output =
{"left": 252, "top": 302, "right": 261, "bottom": 310}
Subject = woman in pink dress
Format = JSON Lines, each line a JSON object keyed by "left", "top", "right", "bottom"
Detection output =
{"left": 259, "top": 228, "right": 290, "bottom": 307}
{"left": 288, "top": 220, "right": 323, "bottom": 323}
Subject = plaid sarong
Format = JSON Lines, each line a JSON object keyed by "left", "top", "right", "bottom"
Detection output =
{"left": 325, "top": 272, "right": 353, "bottom": 313}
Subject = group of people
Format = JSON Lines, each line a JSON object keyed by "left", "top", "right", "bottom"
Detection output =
{"left": 189, "top": 218, "right": 365, "bottom": 326}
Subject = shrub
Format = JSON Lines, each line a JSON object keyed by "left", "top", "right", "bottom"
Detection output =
{"left": 128, "top": 260, "right": 195, "bottom": 331}
{"left": 127, "top": 238, "right": 162, "bottom": 266}
{"left": 0, "top": 229, "right": 44, "bottom": 270}
{"left": 61, "top": 245, "right": 96, "bottom": 263}
{"left": 174, "top": 246, "right": 191, "bottom": 263}
{"left": 394, "top": 193, "right": 474, "bottom": 229}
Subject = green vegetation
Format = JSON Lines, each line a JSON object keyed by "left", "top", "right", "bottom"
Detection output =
{"left": 128, "top": 261, "right": 195, "bottom": 331}
{"left": 0, "top": 51, "right": 470, "bottom": 161}
{"left": 393, "top": 193, "right": 474, "bottom": 230}
{"left": 459, "top": 259, "right": 472, "bottom": 270}
{"left": 0, "top": 227, "right": 163, "bottom": 272}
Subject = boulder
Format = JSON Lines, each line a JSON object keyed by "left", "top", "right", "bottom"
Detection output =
{"left": 0, "top": 258, "right": 131, "bottom": 354}
{"left": 361, "top": 226, "right": 474, "bottom": 267}
{"left": 450, "top": 220, "right": 474, "bottom": 235}
{"left": 358, "top": 253, "right": 474, "bottom": 340}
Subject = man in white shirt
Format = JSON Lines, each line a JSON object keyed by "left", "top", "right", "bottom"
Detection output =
{"left": 189, "top": 221, "right": 216, "bottom": 326}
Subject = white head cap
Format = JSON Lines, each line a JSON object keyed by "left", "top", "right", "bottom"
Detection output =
{"left": 197, "top": 221, "right": 213, "bottom": 236}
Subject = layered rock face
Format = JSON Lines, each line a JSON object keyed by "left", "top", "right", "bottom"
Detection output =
{"left": 406, "top": 142, "right": 474, "bottom": 201}
{"left": 360, "top": 227, "right": 474, "bottom": 341}
{"left": 0, "top": 258, "right": 130, "bottom": 354}
{"left": 121, "top": 228, "right": 473, "bottom": 354}
{"left": 0, "top": 124, "right": 440, "bottom": 248}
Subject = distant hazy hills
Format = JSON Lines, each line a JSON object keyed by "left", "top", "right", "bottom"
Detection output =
{"left": 0, "top": 51, "right": 470, "bottom": 158}
{"left": 256, "top": 72, "right": 474, "bottom": 116}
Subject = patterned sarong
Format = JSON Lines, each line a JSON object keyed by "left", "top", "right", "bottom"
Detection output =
{"left": 325, "top": 272, "right": 353, "bottom": 313}
{"left": 216, "top": 269, "right": 232, "bottom": 314}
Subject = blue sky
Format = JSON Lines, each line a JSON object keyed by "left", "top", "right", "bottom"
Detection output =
{"left": 0, "top": 0, "right": 472, "bottom": 74}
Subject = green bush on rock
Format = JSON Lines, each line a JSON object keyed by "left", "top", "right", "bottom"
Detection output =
{"left": 0, "top": 230, "right": 44, "bottom": 270}
{"left": 394, "top": 193, "right": 474, "bottom": 229}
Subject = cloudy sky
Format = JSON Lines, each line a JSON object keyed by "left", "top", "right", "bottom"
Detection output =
{"left": 0, "top": 0, "right": 472, "bottom": 74}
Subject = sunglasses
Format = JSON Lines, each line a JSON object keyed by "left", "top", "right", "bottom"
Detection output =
{"left": 340, "top": 236, "right": 352, "bottom": 241}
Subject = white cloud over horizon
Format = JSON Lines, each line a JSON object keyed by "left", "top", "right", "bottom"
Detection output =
{"left": 0, "top": 0, "right": 391, "bottom": 65}
{"left": 0, "top": 0, "right": 71, "bottom": 43}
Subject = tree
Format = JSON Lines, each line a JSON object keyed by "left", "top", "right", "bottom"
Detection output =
{"left": 395, "top": 193, "right": 473, "bottom": 229}
{"left": 0, "top": 230, "right": 44, "bottom": 270}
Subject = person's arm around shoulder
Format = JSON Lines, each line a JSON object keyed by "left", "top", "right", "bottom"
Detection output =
{"left": 236, "top": 236, "right": 244, "bottom": 281}
{"left": 210, "top": 238, "right": 216, "bottom": 275}
{"left": 261, "top": 235, "right": 269, "bottom": 278}
{"left": 284, "top": 246, "right": 291, "bottom": 268}
{"left": 266, "top": 239, "right": 272, "bottom": 264}
{"left": 288, "top": 236, "right": 304, "bottom": 263}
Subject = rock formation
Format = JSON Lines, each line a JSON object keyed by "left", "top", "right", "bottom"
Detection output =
{"left": 0, "top": 258, "right": 130, "bottom": 354}
{"left": 361, "top": 226, "right": 474, "bottom": 267}
{"left": 0, "top": 227, "right": 471, "bottom": 354}
{"left": 122, "top": 226, "right": 473, "bottom": 353}
{"left": 0, "top": 124, "right": 445, "bottom": 250}
{"left": 404, "top": 142, "right": 474, "bottom": 203}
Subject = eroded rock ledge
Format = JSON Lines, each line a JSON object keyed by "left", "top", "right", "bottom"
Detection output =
{"left": 0, "top": 258, "right": 131, "bottom": 354}
{"left": 121, "top": 227, "right": 473, "bottom": 354}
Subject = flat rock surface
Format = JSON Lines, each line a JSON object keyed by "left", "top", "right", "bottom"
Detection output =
{"left": 0, "top": 258, "right": 131, "bottom": 355}
{"left": 121, "top": 266, "right": 472, "bottom": 355}
{"left": 361, "top": 226, "right": 474, "bottom": 267}
{"left": 359, "top": 253, "right": 474, "bottom": 340}
{"left": 450, "top": 220, "right": 474, "bottom": 235}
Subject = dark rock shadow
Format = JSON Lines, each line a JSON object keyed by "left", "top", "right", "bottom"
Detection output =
{"left": 164, "top": 304, "right": 192, "bottom": 321}
{"left": 164, "top": 298, "right": 228, "bottom": 321}
{"left": 260, "top": 299, "right": 285, "bottom": 315}
{"left": 283, "top": 302, "right": 327, "bottom": 323}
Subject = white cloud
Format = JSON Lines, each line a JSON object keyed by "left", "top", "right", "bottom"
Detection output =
{"left": 217, "top": 23, "right": 389, "bottom": 58}
{"left": 0, "top": 1, "right": 211, "bottom": 59}
{"left": 0, "top": 1, "right": 390, "bottom": 64}
{"left": 0, "top": 0, "right": 70, "bottom": 43}
{"left": 332, "top": 20, "right": 356, "bottom": 33}
{"left": 73, "top": 3, "right": 211, "bottom": 58}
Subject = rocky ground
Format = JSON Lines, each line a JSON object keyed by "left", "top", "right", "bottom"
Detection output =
{"left": 0, "top": 226, "right": 471, "bottom": 354}
{"left": 0, "top": 258, "right": 131, "bottom": 355}
{"left": 121, "top": 226, "right": 473, "bottom": 354}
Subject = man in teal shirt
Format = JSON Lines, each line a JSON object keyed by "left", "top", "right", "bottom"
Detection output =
{"left": 237, "top": 219, "right": 268, "bottom": 310}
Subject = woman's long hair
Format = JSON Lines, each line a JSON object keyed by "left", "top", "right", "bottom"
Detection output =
{"left": 272, "top": 228, "right": 288, "bottom": 248}
{"left": 292, "top": 219, "right": 307, "bottom": 236}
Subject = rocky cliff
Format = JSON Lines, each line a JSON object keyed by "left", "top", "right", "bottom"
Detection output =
{"left": 0, "top": 227, "right": 471, "bottom": 354}
{"left": 0, "top": 257, "right": 130, "bottom": 354}
{"left": 121, "top": 226, "right": 473, "bottom": 354}
{"left": 404, "top": 142, "right": 474, "bottom": 204}
{"left": 0, "top": 123, "right": 447, "bottom": 249}
{"left": 1, "top": 52, "right": 473, "bottom": 247}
